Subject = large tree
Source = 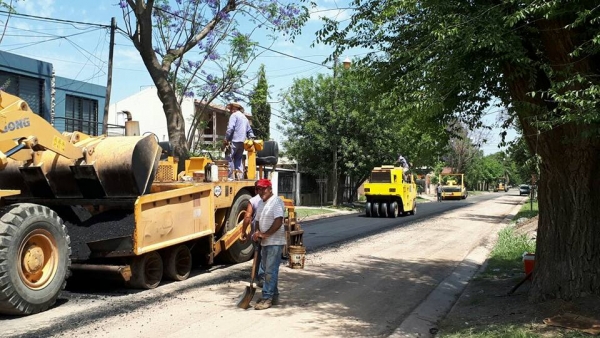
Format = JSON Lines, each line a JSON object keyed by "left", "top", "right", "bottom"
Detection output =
{"left": 249, "top": 64, "right": 271, "bottom": 140}
{"left": 119, "top": 0, "right": 306, "bottom": 167}
{"left": 319, "top": 1, "right": 600, "bottom": 301}
{"left": 280, "top": 66, "right": 444, "bottom": 203}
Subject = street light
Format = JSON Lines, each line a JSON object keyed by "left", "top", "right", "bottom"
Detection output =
{"left": 332, "top": 56, "right": 351, "bottom": 206}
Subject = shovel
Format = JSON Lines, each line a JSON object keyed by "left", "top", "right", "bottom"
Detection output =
{"left": 237, "top": 245, "right": 259, "bottom": 309}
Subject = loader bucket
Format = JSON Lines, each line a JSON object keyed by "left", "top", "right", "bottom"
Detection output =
{"left": 0, "top": 135, "right": 161, "bottom": 198}
{"left": 73, "top": 135, "right": 161, "bottom": 198}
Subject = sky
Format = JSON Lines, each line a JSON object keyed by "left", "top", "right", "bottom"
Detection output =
{"left": 0, "top": 0, "right": 516, "bottom": 155}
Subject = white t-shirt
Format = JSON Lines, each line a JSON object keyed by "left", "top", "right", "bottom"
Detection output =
{"left": 249, "top": 194, "right": 262, "bottom": 231}
{"left": 256, "top": 194, "right": 286, "bottom": 246}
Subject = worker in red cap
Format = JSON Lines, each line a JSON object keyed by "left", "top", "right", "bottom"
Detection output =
{"left": 251, "top": 178, "right": 285, "bottom": 310}
{"left": 241, "top": 180, "right": 267, "bottom": 286}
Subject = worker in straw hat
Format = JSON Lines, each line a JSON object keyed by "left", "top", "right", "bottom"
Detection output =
{"left": 224, "top": 102, "right": 255, "bottom": 180}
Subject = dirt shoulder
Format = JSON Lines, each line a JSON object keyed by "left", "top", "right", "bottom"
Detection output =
{"left": 439, "top": 215, "right": 600, "bottom": 337}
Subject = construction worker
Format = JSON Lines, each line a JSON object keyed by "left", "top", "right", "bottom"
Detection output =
{"left": 397, "top": 154, "right": 410, "bottom": 181}
{"left": 224, "top": 102, "right": 255, "bottom": 180}
{"left": 252, "top": 178, "right": 285, "bottom": 310}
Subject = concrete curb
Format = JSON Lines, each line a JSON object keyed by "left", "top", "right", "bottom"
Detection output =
{"left": 389, "top": 198, "right": 526, "bottom": 338}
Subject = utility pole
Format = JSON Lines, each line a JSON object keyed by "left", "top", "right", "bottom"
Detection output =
{"left": 332, "top": 56, "right": 339, "bottom": 206}
{"left": 102, "top": 17, "right": 116, "bottom": 136}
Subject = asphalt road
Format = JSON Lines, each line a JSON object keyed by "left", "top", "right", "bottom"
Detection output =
{"left": 303, "top": 192, "right": 504, "bottom": 250}
{"left": 1, "top": 191, "right": 519, "bottom": 337}
{"left": 52, "top": 193, "right": 507, "bottom": 297}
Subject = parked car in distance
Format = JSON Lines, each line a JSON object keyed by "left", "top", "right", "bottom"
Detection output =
{"left": 519, "top": 184, "right": 531, "bottom": 196}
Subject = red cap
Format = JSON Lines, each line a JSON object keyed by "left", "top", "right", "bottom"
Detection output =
{"left": 256, "top": 178, "right": 272, "bottom": 188}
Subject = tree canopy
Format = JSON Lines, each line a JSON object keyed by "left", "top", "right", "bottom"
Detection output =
{"left": 319, "top": 0, "right": 600, "bottom": 301}
{"left": 119, "top": 0, "right": 307, "bottom": 167}
{"left": 250, "top": 64, "right": 271, "bottom": 140}
{"left": 280, "top": 65, "right": 445, "bottom": 202}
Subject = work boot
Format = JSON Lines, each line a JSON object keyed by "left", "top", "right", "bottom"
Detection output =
{"left": 272, "top": 294, "right": 279, "bottom": 306}
{"left": 254, "top": 298, "right": 272, "bottom": 310}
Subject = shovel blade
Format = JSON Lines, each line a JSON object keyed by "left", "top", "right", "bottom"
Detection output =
{"left": 236, "top": 285, "right": 256, "bottom": 309}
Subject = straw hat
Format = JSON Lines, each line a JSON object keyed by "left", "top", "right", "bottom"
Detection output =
{"left": 226, "top": 102, "right": 244, "bottom": 112}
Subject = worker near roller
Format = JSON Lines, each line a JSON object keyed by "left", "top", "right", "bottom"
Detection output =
{"left": 240, "top": 181, "right": 266, "bottom": 286}
{"left": 396, "top": 154, "right": 410, "bottom": 181}
{"left": 224, "top": 102, "right": 255, "bottom": 180}
{"left": 252, "top": 178, "right": 285, "bottom": 310}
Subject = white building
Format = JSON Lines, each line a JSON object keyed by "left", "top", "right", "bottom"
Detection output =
{"left": 107, "top": 87, "right": 196, "bottom": 141}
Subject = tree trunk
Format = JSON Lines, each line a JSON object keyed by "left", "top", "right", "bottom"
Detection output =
{"left": 501, "top": 15, "right": 600, "bottom": 301}
{"left": 148, "top": 67, "right": 189, "bottom": 172}
{"left": 528, "top": 124, "right": 600, "bottom": 301}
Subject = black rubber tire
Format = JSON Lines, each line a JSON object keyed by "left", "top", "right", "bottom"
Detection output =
{"left": 372, "top": 202, "right": 380, "bottom": 217}
{"left": 365, "top": 202, "right": 372, "bottom": 217}
{"left": 219, "top": 191, "right": 254, "bottom": 263}
{"left": 380, "top": 202, "right": 388, "bottom": 218}
{"left": 0, "top": 203, "right": 71, "bottom": 315}
{"left": 408, "top": 201, "right": 417, "bottom": 215}
{"left": 388, "top": 201, "right": 399, "bottom": 218}
{"left": 128, "top": 251, "right": 163, "bottom": 289}
{"left": 163, "top": 245, "right": 192, "bottom": 281}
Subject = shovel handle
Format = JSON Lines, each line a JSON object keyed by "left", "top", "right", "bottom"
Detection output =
{"left": 249, "top": 245, "right": 259, "bottom": 285}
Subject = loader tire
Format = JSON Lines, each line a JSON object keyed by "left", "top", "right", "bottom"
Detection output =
{"left": 219, "top": 191, "right": 254, "bottom": 264}
{"left": 0, "top": 203, "right": 71, "bottom": 315}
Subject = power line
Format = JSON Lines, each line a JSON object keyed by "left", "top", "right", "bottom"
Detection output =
{"left": 0, "top": 9, "right": 110, "bottom": 28}
{"left": 255, "top": 45, "right": 329, "bottom": 68}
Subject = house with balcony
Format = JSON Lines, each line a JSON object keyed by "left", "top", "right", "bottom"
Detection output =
{"left": 107, "top": 87, "right": 231, "bottom": 150}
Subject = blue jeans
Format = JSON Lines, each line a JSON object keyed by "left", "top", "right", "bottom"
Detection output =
{"left": 225, "top": 141, "right": 244, "bottom": 179}
{"left": 255, "top": 243, "right": 264, "bottom": 282}
{"left": 260, "top": 245, "right": 283, "bottom": 299}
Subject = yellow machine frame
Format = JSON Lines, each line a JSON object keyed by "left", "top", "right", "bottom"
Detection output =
{"left": 439, "top": 173, "right": 468, "bottom": 200}
{"left": 363, "top": 165, "right": 418, "bottom": 217}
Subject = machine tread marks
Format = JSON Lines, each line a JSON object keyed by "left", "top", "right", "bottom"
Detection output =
{"left": 0, "top": 203, "right": 71, "bottom": 315}
{"left": 219, "top": 191, "right": 254, "bottom": 263}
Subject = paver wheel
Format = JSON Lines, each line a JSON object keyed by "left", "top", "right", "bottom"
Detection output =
{"left": 365, "top": 202, "right": 372, "bottom": 217}
{"left": 0, "top": 203, "right": 71, "bottom": 315}
{"left": 163, "top": 245, "right": 192, "bottom": 281}
{"left": 128, "top": 251, "right": 163, "bottom": 289}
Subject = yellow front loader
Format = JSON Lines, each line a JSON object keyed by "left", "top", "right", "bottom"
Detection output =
{"left": 0, "top": 90, "right": 282, "bottom": 315}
